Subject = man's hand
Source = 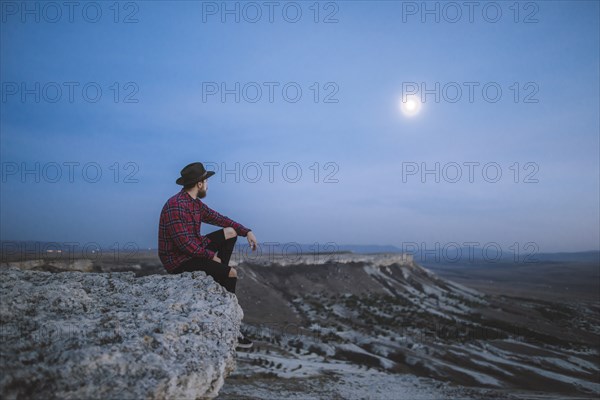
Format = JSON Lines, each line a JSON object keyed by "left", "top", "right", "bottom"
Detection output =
{"left": 247, "top": 231, "right": 258, "bottom": 251}
{"left": 212, "top": 255, "right": 222, "bottom": 263}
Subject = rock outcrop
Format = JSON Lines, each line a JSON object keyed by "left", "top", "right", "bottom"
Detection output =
{"left": 239, "top": 251, "right": 414, "bottom": 267}
{"left": 0, "top": 266, "right": 243, "bottom": 399}
{"left": 1, "top": 259, "right": 95, "bottom": 273}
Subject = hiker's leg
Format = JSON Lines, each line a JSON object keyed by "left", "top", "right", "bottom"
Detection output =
{"left": 205, "top": 228, "right": 238, "bottom": 267}
{"left": 176, "top": 257, "right": 234, "bottom": 292}
{"left": 223, "top": 267, "right": 237, "bottom": 293}
{"left": 202, "top": 229, "right": 238, "bottom": 293}
{"left": 224, "top": 279, "right": 237, "bottom": 293}
{"left": 218, "top": 228, "right": 238, "bottom": 266}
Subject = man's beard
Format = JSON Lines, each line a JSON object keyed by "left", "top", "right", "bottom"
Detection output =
{"left": 198, "top": 188, "right": 207, "bottom": 199}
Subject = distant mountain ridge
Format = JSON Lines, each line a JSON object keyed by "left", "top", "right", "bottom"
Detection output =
{"left": 2, "top": 240, "right": 598, "bottom": 264}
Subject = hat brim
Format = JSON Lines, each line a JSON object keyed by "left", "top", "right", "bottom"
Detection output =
{"left": 176, "top": 170, "right": 215, "bottom": 185}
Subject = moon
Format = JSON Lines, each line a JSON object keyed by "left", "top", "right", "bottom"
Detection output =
{"left": 400, "top": 95, "right": 422, "bottom": 117}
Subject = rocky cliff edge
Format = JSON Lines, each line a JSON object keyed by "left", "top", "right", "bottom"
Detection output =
{"left": 0, "top": 266, "right": 243, "bottom": 399}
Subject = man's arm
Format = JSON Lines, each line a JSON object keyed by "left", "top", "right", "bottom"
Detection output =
{"left": 164, "top": 203, "right": 216, "bottom": 259}
{"left": 200, "top": 201, "right": 251, "bottom": 236}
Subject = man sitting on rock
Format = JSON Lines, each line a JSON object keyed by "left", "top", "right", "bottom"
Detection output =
{"left": 158, "top": 162, "right": 257, "bottom": 349}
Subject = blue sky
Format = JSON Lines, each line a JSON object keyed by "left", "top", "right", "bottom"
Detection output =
{"left": 1, "top": 0, "right": 599, "bottom": 253}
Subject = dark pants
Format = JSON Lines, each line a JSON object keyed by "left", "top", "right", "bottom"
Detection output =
{"left": 172, "top": 229, "right": 238, "bottom": 293}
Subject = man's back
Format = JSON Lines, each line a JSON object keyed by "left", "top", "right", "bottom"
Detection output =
{"left": 158, "top": 190, "right": 208, "bottom": 273}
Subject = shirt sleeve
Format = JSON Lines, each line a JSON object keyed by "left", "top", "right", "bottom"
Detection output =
{"left": 200, "top": 201, "right": 251, "bottom": 237}
{"left": 164, "top": 202, "right": 216, "bottom": 259}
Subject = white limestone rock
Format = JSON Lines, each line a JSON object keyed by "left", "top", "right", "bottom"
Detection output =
{"left": 0, "top": 266, "right": 243, "bottom": 399}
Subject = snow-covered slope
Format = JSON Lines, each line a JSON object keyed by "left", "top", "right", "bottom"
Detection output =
{"left": 231, "top": 253, "right": 600, "bottom": 398}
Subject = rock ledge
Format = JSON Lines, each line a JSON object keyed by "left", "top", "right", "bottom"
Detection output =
{"left": 0, "top": 266, "right": 242, "bottom": 399}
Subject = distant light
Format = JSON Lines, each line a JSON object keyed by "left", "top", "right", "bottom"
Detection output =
{"left": 400, "top": 95, "right": 422, "bottom": 117}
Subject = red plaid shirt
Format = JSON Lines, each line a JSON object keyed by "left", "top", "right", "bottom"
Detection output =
{"left": 158, "top": 189, "right": 251, "bottom": 273}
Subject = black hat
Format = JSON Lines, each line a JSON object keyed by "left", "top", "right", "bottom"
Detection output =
{"left": 176, "top": 162, "right": 216, "bottom": 185}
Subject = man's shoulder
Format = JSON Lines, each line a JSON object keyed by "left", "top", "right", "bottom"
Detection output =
{"left": 162, "top": 191, "right": 190, "bottom": 211}
{"left": 169, "top": 190, "right": 190, "bottom": 204}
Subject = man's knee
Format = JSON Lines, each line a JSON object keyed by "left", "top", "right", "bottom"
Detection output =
{"left": 224, "top": 227, "right": 237, "bottom": 240}
{"left": 228, "top": 267, "right": 237, "bottom": 278}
